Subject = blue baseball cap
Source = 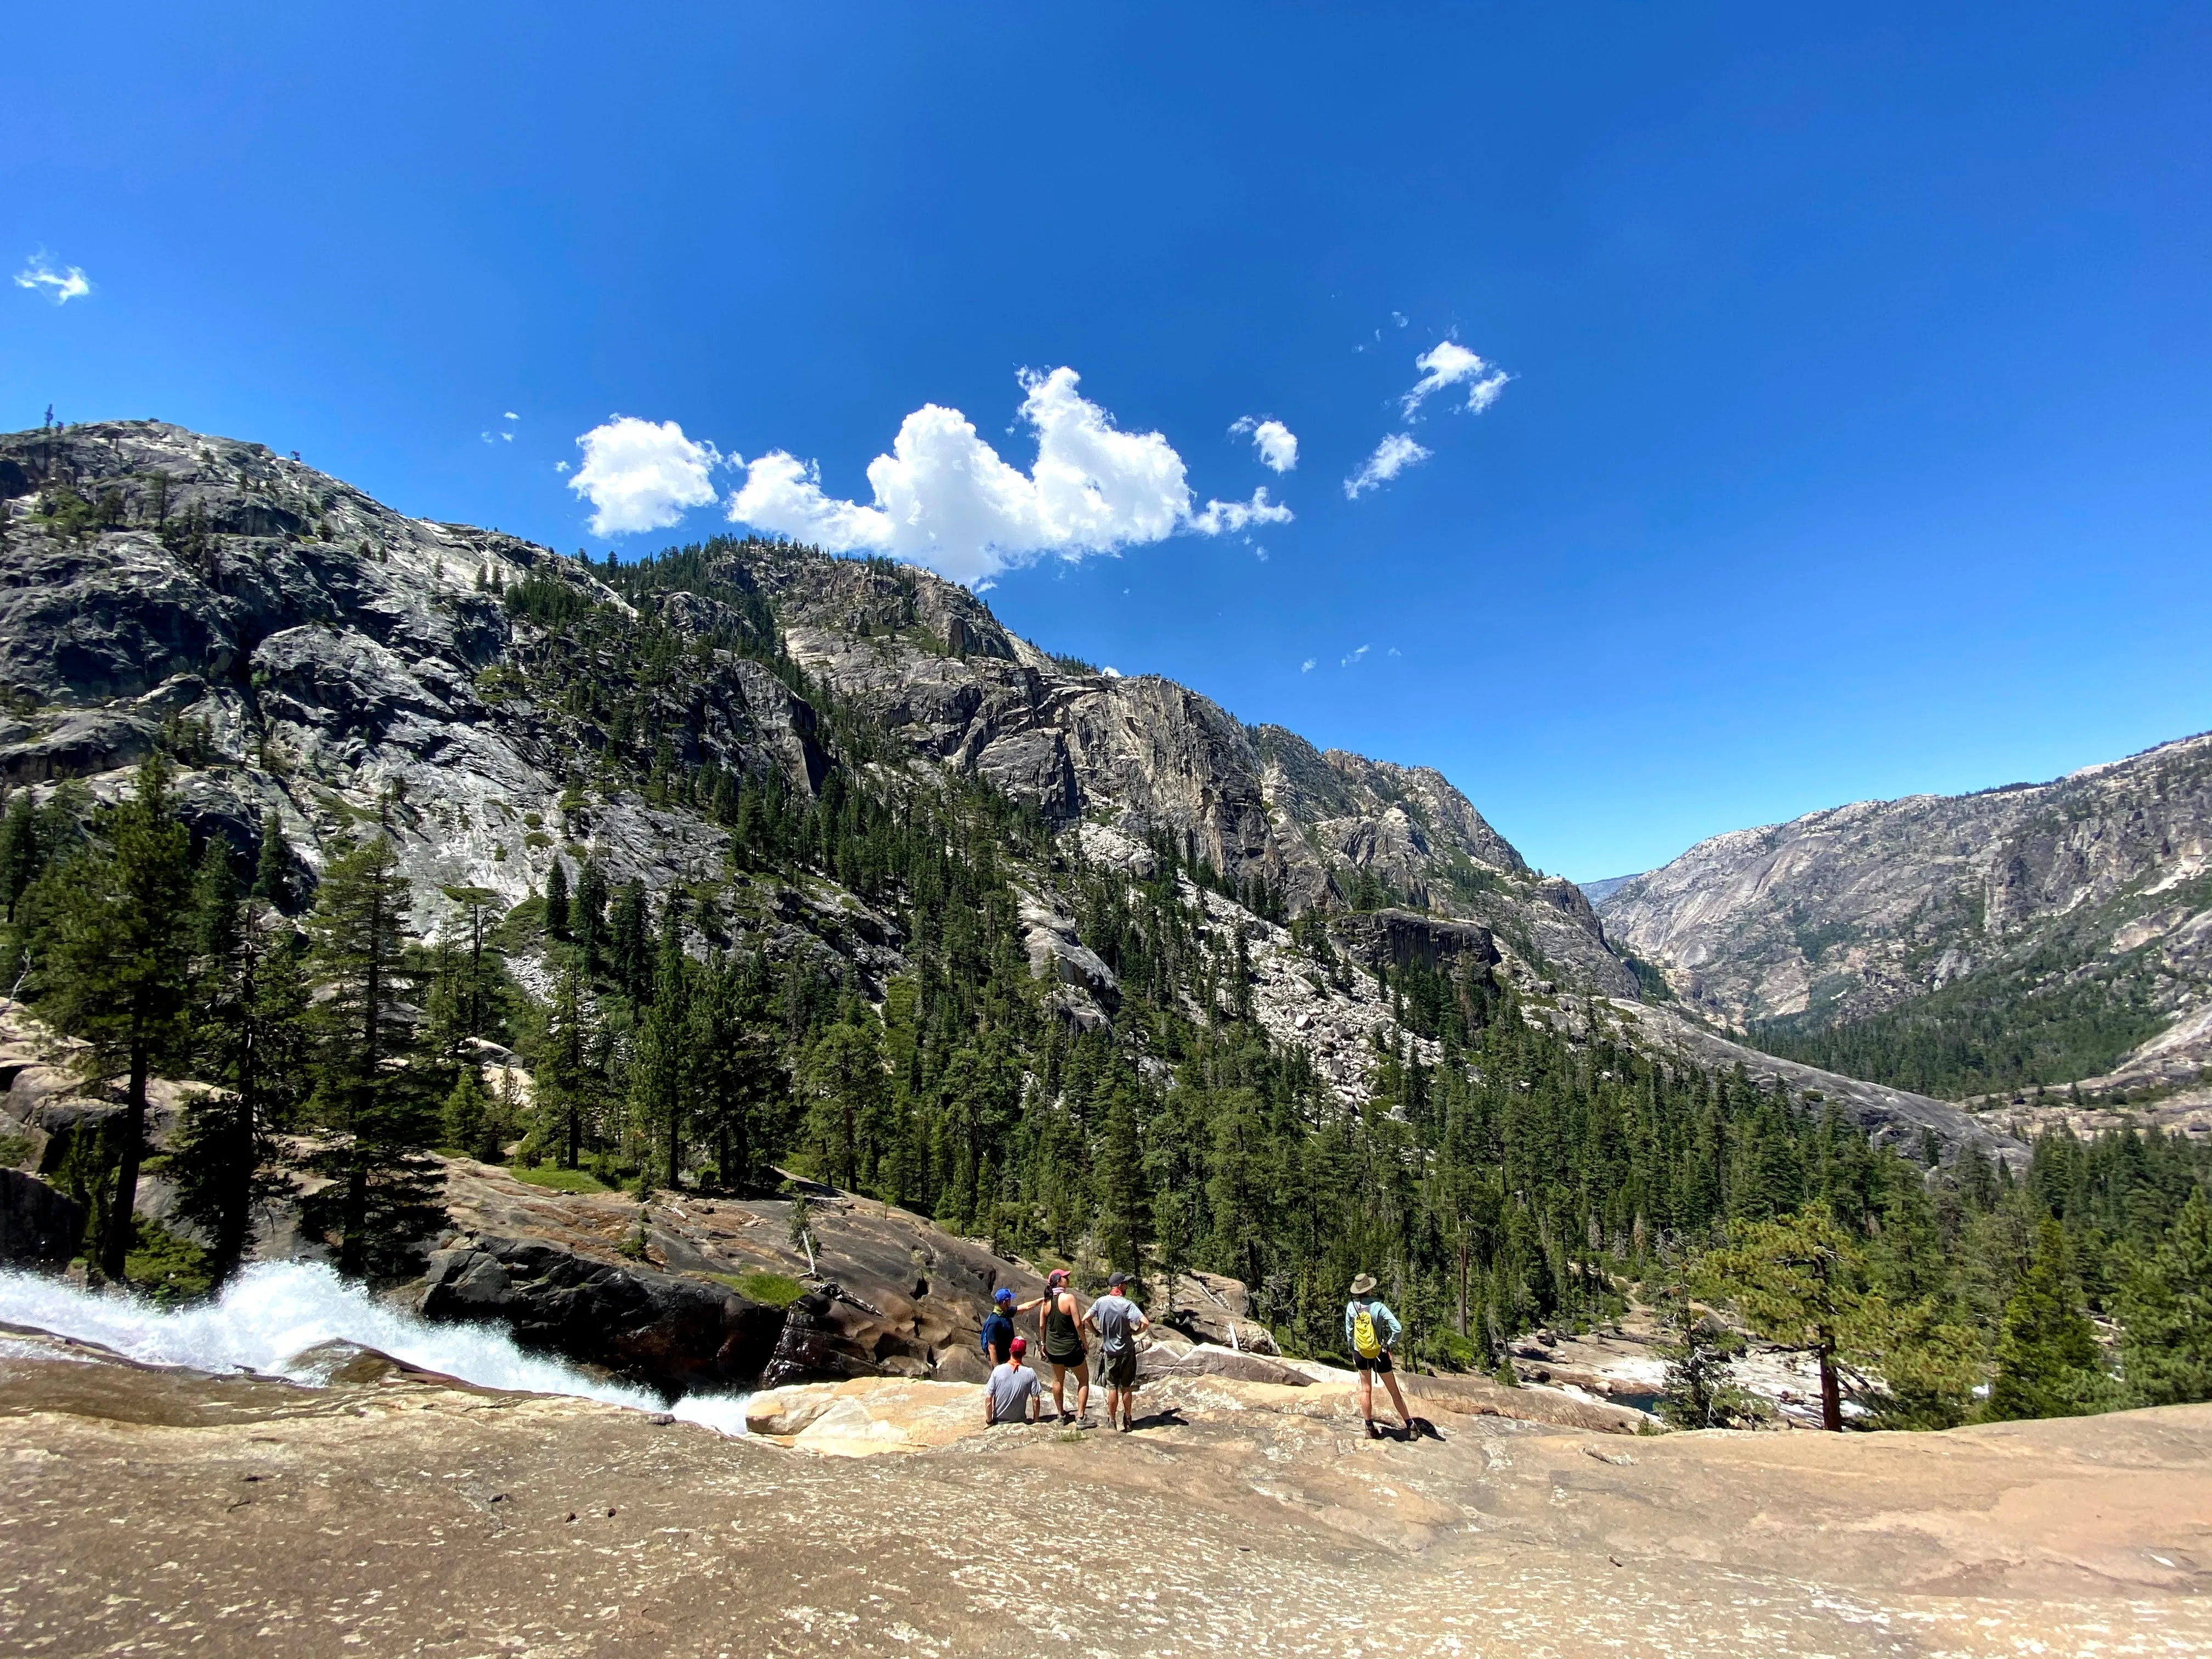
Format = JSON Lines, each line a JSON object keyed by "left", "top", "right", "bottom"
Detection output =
{"left": 994, "top": 1288, "right": 1014, "bottom": 1306}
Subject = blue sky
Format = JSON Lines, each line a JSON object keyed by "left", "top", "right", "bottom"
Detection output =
{"left": 6, "top": 4, "right": 2208, "bottom": 880}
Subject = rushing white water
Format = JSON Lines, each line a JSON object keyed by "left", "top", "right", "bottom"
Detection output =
{"left": 0, "top": 1259, "right": 751, "bottom": 1435}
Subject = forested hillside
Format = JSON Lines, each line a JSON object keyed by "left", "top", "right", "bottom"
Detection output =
{"left": 1, "top": 416, "right": 2207, "bottom": 1429}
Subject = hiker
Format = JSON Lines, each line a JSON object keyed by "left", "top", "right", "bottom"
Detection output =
{"left": 983, "top": 1335, "right": 1044, "bottom": 1426}
{"left": 1022, "top": 1268, "right": 1091, "bottom": 1424}
{"left": 1085, "top": 1270, "right": 1149, "bottom": 1432}
{"left": 1345, "top": 1273, "right": 1414, "bottom": 1440}
{"left": 980, "top": 1287, "right": 1017, "bottom": 1367}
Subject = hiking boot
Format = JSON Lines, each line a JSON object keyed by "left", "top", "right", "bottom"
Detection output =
{"left": 1364, "top": 1419, "right": 1382, "bottom": 1440}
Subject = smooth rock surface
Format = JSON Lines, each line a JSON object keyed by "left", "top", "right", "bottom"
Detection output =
{"left": 3, "top": 1335, "right": 2207, "bottom": 1656}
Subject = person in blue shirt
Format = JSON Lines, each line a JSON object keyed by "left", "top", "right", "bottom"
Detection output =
{"left": 980, "top": 1287, "right": 1017, "bottom": 1367}
{"left": 1345, "top": 1273, "right": 1413, "bottom": 1439}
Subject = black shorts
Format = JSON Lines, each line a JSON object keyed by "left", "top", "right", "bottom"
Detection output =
{"left": 1355, "top": 1351, "right": 1393, "bottom": 1374}
{"left": 1045, "top": 1346, "right": 1086, "bottom": 1372}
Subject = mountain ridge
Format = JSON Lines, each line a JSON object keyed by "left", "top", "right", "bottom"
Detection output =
{"left": 1598, "top": 731, "right": 2212, "bottom": 1101}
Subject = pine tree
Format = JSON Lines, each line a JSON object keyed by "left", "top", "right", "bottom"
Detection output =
{"left": 2115, "top": 1189, "right": 2212, "bottom": 1407}
{"left": 629, "top": 895, "right": 692, "bottom": 1189}
{"left": 442, "top": 1066, "right": 492, "bottom": 1160}
{"left": 303, "top": 833, "right": 439, "bottom": 1278}
{"left": 1986, "top": 1218, "right": 2118, "bottom": 1420}
{"left": 544, "top": 857, "right": 571, "bottom": 940}
{"left": 573, "top": 856, "right": 607, "bottom": 978}
{"left": 0, "top": 788, "right": 42, "bottom": 923}
{"left": 531, "top": 965, "right": 594, "bottom": 1169}
{"left": 172, "top": 911, "right": 310, "bottom": 1279}
{"left": 798, "top": 1017, "right": 886, "bottom": 1192}
{"left": 250, "top": 810, "right": 291, "bottom": 909}
{"left": 609, "top": 878, "right": 650, "bottom": 1001}
{"left": 1695, "top": 1201, "right": 1869, "bottom": 1430}
{"left": 32, "top": 754, "right": 194, "bottom": 1279}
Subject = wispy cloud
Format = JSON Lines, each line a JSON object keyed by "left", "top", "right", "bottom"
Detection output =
{"left": 14, "top": 252, "right": 90, "bottom": 304}
{"left": 1341, "top": 644, "right": 1371, "bottom": 667}
{"left": 1343, "top": 433, "right": 1431, "bottom": 499}
{"left": 1229, "top": 415, "right": 1298, "bottom": 473}
{"left": 729, "top": 367, "right": 1291, "bottom": 586}
{"left": 1400, "top": 340, "right": 1510, "bottom": 420}
{"left": 1189, "top": 486, "right": 1293, "bottom": 536}
{"left": 1301, "top": 658, "right": 1316, "bottom": 673}
{"left": 567, "top": 415, "right": 721, "bottom": 535}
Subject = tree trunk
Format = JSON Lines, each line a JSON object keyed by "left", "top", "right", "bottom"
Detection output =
{"left": 1818, "top": 1334, "right": 1843, "bottom": 1431}
{"left": 564, "top": 1100, "right": 579, "bottom": 1170}
{"left": 98, "top": 1041, "right": 150, "bottom": 1279}
{"left": 1457, "top": 1235, "right": 1469, "bottom": 1339}
{"left": 340, "top": 1156, "right": 369, "bottom": 1278}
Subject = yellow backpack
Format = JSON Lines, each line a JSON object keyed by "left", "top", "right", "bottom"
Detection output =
{"left": 1351, "top": 1301, "right": 1382, "bottom": 1359}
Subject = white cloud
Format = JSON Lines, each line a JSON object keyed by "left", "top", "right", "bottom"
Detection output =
{"left": 1229, "top": 416, "right": 1298, "bottom": 473}
{"left": 503, "top": 411, "right": 520, "bottom": 421}
{"left": 728, "top": 366, "right": 1289, "bottom": 585}
{"left": 15, "top": 253, "right": 89, "bottom": 304}
{"left": 1342, "top": 644, "right": 1370, "bottom": 667}
{"left": 555, "top": 460, "right": 571, "bottom": 473}
{"left": 1189, "top": 486, "right": 1293, "bottom": 536}
{"left": 1301, "top": 658, "right": 1316, "bottom": 673}
{"left": 1391, "top": 311, "right": 1409, "bottom": 329}
{"left": 1102, "top": 666, "right": 1122, "bottom": 678}
{"left": 568, "top": 415, "right": 721, "bottom": 536}
{"left": 1343, "top": 433, "right": 1431, "bottom": 499}
{"left": 1401, "top": 340, "right": 1510, "bottom": 420}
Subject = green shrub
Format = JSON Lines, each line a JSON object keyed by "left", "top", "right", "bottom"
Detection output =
{"left": 509, "top": 1164, "right": 611, "bottom": 1194}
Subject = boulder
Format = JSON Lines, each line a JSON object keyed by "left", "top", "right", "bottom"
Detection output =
{"left": 416, "top": 1234, "right": 785, "bottom": 1394}
{"left": 744, "top": 1376, "right": 988, "bottom": 1456}
{"left": 0, "top": 1169, "right": 86, "bottom": 1266}
{"left": 1139, "top": 1342, "right": 1309, "bottom": 1387}
{"left": 1161, "top": 1270, "right": 1279, "bottom": 1354}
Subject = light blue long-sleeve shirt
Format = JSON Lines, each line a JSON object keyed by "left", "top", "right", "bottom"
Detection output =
{"left": 1345, "top": 1297, "right": 1402, "bottom": 1352}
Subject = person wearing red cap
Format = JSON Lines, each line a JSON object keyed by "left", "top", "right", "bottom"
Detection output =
{"left": 1020, "top": 1268, "right": 1091, "bottom": 1424}
{"left": 983, "top": 1335, "right": 1044, "bottom": 1426}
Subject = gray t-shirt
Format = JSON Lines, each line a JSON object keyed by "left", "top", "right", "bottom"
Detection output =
{"left": 1089, "top": 1293, "right": 1141, "bottom": 1355}
{"left": 986, "top": 1362, "right": 1042, "bottom": 1424}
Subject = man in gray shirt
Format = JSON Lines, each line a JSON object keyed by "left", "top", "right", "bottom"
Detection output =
{"left": 983, "top": 1335, "right": 1045, "bottom": 1426}
{"left": 1085, "top": 1271, "right": 1150, "bottom": 1432}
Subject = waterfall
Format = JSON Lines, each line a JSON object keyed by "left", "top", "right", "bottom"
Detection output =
{"left": 0, "top": 1259, "right": 751, "bottom": 1434}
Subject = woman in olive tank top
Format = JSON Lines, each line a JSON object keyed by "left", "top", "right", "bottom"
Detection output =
{"left": 1025, "top": 1268, "right": 1091, "bottom": 1424}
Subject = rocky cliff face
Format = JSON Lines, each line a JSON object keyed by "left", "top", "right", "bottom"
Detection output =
{"left": 0, "top": 420, "right": 1629, "bottom": 1017}
{"left": 745, "top": 541, "right": 1633, "bottom": 994}
{"left": 1598, "top": 735, "right": 2212, "bottom": 1093}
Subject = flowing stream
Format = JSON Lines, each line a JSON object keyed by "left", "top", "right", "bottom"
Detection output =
{"left": 0, "top": 1259, "right": 752, "bottom": 1434}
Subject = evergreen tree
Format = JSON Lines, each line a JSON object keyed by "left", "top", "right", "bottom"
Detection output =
{"left": 1655, "top": 1284, "right": 1762, "bottom": 1429}
{"left": 302, "top": 834, "right": 439, "bottom": 1278}
{"left": 172, "top": 912, "right": 310, "bottom": 1278}
{"left": 798, "top": 1016, "right": 886, "bottom": 1193}
{"left": 532, "top": 965, "right": 594, "bottom": 1169}
{"left": 544, "top": 857, "right": 571, "bottom": 940}
{"left": 1986, "top": 1217, "right": 2117, "bottom": 1420}
{"left": 249, "top": 810, "right": 291, "bottom": 910}
{"left": 1695, "top": 1201, "right": 1867, "bottom": 1430}
{"left": 629, "top": 895, "right": 692, "bottom": 1189}
{"left": 0, "top": 788, "right": 43, "bottom": 923}
{"left": 573, "top": 856, "right": 607, "bottom": 978}
{"left": 442, "top": 1066, "right": 492, "bottom": 1160}
{"left": 2115, "top": 1189, "right": 2212, "bottom": 1406}
{"left": 31, "top": 755, "right": 194, "bottom": 1279}
{"left": 609, "top": 878, "right": 650, "bottom": 1001}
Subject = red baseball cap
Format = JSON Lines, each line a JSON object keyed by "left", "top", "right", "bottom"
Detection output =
{"left": 1009, "top": 1336, "right": 1028, "bottom": 1356}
